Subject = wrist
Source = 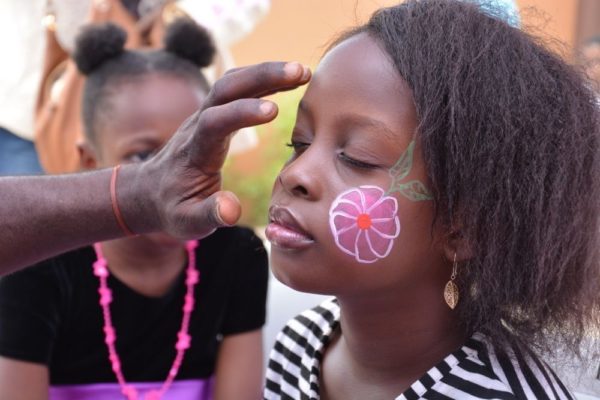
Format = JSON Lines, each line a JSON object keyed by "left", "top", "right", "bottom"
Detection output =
{"left": 116, "top": 163, "right": 161, "bottom": 234}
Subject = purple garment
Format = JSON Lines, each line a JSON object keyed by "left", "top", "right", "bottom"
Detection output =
{"left": 49, "top": 377, "right": 214, "bottom": 400}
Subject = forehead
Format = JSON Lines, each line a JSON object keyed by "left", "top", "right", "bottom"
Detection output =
{"left": 93, "top": 74, "right": 205, "bottom": 152}
{"left": 108, "top": 74, "right": 204, "bottom": 124}
{"left": 303, "top": 33, "right": 416, "bottom": 134}
{"left": 98, "top": 75, "right": 203, "bottom": 134}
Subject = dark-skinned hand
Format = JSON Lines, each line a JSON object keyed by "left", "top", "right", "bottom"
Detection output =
{"left": 122, "top": 61, "right": 312, "bottom": 239}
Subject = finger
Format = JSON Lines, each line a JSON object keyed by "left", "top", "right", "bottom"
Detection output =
{"left": 222, "top": 66, "right": 244, "bottom": 75}
{"left": 188, "top": 99, "right": 278, "bottom": 170}
{"left": 223, "top": 64, "right": 312, "bottom": 82}
{"left": 204, "top": 62, "right": 311, "bottom": 108}
{"left": 189, "top": 191, "right": 241, "bottom": 237}
{"left": 215, "top": 191, "right": 242, "bottom": 226}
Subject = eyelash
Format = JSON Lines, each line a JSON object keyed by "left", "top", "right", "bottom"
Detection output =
{"left": 285, "top": 141, "right": 308, "bottom": 152}
{"left": 338, "top": 152, "right": 378, "bottom": 169}
{"left": 285, "top": 141, "right": 378, "bottom": 170}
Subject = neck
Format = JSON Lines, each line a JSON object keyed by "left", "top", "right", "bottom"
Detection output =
{"left": 99, "top": 236, "right": 187, "bottom": 297}
{"left": 335, "top": 284, "right": 467, "bottom": 386}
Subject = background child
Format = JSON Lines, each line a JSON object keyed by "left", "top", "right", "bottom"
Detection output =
{"left": 264, "top": 0, "right": 599, "bottom": 399}
{"left": 0, "top": 20, "right": 268, "bottom": 400}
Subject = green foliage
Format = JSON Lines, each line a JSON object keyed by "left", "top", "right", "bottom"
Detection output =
{"left": 222, "top": 89, "right": 304, "bottom": 227}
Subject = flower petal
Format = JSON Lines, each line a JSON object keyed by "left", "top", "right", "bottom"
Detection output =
{"left": 354, "top": 229, "right": 378, "bottom": 263}
{"left": 365, "top": 229, "right": 395, "bottom": 258}
{"left": 340, "top": 188, "right": 366, "bottom": 212}
{"left": 367, "top": 195, "right": 398, "bottom": 219}
{"left": 332, "top": 198, "right": 362, "bottom": 216}
{"left": 358, "top": 186, "right": 385, "bottom": 210}
{"left": 331, "top": 212, "right": 357, "bottom": 233}
{"left": 370, "top": 216, "right": 401, "bottom": 239}
{"left": 336, "top": 224, "right": 360, "bottom": 257}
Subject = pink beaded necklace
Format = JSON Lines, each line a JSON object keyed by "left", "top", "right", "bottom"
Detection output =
{"left": 92, "top": 240, "right": 200, "bottom": 400}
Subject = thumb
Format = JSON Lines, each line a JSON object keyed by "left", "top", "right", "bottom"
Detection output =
{"left": 213, "top": 191, "right": 242, "bottom": 227}
{"left": 188, "top": 191, "right": 242, "bottom": 238}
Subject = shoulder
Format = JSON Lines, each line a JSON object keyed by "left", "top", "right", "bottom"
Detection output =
{"left": 0, "top": 246, "right": 95, "bottom": 291}
{"left": 277, "top": 298, "right": 340, "bottom": 346}
{"left": 431, "top": 335, "right": 575, "bottom": 400}
{"left": 265, "top": 298, "right": 339, "bottom": 399}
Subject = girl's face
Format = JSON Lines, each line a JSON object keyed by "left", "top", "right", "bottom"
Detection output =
{"left": 80, "top": 73, "right": 206, "bottom": 247}
{"left": 268, "top": 33, "right": 448, "bottom": 297}
{"left": 84, "top": 74, "right": 205, "bottom": 167}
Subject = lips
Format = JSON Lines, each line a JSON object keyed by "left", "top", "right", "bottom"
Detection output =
{"left": 265, "top": 206, "right": 314, "bottom": 250}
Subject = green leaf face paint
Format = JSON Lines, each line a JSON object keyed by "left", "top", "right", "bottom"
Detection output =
{"left": 387, "top": 139, "right": 433, "bottom": 200}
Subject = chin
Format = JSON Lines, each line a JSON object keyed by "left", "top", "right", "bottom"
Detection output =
{"left": 144, "top": 232, "right": 186, "bottom": 248}
{"left": 270, "top": 250, "right": 338, "bottom": 296}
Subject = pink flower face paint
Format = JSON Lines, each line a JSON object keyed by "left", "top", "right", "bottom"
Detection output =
{"left": 329, "top": 140, "right": 432, "bottom": 264}
{"left": 329, "top": 186, "right": 401, "bottom": 264}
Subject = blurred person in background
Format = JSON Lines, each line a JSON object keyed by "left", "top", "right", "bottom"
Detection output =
{"left": 0, "top": 1, "right": 46, "bottom": 175}
{"left": 0, "top": 20, "right": 271, "bottom": 400}
{"left": 0, "top": 0, "right": 267, "bottom": 175}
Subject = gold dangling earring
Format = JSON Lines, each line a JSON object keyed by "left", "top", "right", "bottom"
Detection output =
{"left": 42, "top": 0, "right": 57, "bottom": 31}
{"left": 444, "top": 253, "right": 459, "bottom": 309}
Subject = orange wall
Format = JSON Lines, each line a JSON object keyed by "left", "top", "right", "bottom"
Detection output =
{"left": 516, "top": 0, "right": 578, "bottom": 55}
{"left": 231, "top": 0, "right": 399, "bottom": 67}
{"left": 231, "top": 0, "right": 580, "bottom": 67}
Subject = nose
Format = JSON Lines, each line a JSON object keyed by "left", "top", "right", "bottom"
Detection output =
{"left": 277, "top": 150, "right": 323, "bottom": 201}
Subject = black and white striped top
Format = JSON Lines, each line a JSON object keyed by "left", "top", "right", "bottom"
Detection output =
{"left": 264, "top": 298, "right": 574, "bottom": 400}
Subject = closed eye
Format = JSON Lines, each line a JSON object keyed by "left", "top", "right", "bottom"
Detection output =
{"left": 338, "top": 152, "right": 379, "bottom": 170}
{"left": 285, "top": 141, "right": 310, "bottom": 154}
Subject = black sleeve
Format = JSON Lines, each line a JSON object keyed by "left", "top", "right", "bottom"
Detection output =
{"left": 0, "top": 261, "right": 63, "bottom": 365}
{"left": 220, "top": 228, "right": 269, "bottom": 336}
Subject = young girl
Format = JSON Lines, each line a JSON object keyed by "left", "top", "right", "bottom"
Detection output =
{"left": 0, "top": 20, "right": 268, "bottom": 400}
{"left": 264, "top": 1, "right": 599, "bottom": 399}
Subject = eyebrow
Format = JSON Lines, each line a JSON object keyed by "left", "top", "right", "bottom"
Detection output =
{"left": 336, "top": 114, "right": 398, "bottom": 142}
{"left": 298, "top": 100, "right": 398, "bottom": 142}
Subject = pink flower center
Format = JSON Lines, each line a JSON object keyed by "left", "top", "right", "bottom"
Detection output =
{"left": 356, "top": 214, "right": 372, "bottom": 230}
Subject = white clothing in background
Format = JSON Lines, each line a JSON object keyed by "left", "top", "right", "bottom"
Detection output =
{"left": 0, "top": 1, "right": 47, "bottom": 141}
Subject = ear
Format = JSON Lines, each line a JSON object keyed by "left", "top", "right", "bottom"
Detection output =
{"left": 441, "top": 228, "right": 473, "bottom": 264}
{"left": 77, "top": 140, "right": 99, "bottom": 171}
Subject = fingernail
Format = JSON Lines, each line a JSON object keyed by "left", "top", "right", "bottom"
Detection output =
{"left": 260, "top": 101, "right": 275, "bottom": 115}
{"left": 284, "top": 62, "right": 302, "bottom": 78}
{"left": 215, "top": 201, "right": 233, "bottom": 227}
{"left": 301, "top": 66, "right": 311, "bottom": 81}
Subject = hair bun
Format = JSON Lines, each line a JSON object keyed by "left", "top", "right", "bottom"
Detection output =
{"left": 164, "top": 18, "right": 216, "bottom": 68}
{"left": 73, "top": 23, "right": 127, "bottom": 75}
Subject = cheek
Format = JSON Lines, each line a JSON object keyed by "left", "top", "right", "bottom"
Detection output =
{"left": 329, "top": 185, "right": 401, "bottom": 264}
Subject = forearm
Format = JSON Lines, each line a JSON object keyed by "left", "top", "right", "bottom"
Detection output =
{"left": 0, "top": 357, "right": 49, "bottom": 400}
{"left": 214, "top": 330, "right": 264, "bottom": 400}
{"left": 0, "top": 165, "right": 155, "bottom": 274}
